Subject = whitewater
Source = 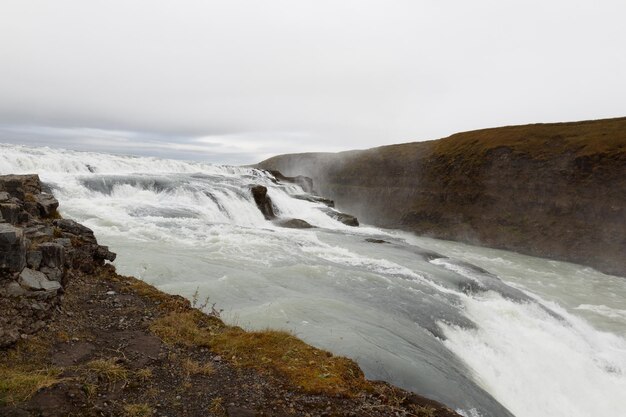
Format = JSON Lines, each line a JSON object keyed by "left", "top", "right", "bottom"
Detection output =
{"left": 2, "top": 143, "right": 625, "bottom": 417}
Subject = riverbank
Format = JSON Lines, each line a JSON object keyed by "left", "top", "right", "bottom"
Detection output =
{"left": 0, "top": 174, "right": 459, "bottom": 417}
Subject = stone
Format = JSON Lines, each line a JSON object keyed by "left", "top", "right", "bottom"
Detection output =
{"left": 0, "top": 174, "right": 41, "bottom": 200}
{"left": 250, "top": 185, "right": 276, "bottom": 220}
{"left": 35, "top": 193, "right": 59, "bottom": 217}
{"left": 0, "top": 223, "right": 26, "bottom": 272}
{"left": 292, "top": 194, "right": 335, "bottom": 207}
{"left": 40, "top": 266, "right": 63, "bottom": 282}
{"left": 5, "top": 282, "right": 26, "bottom": 297}
{"left": 38, "top": 242, "right": 65, "bottom": 268}
{"left": 54, "top": 238, "right": 72, "bottom": 247}
{"left": 0, "top": 191, "right": 10, "bottom": 202}
{"left": 23, "top": 224, "right": 53, "bottom": 239}
{"left": 26, "top": 250, "right": 43, "bottom": 269}
{"left": 18, "top": 268, "right": 61, "bottom": 292}
{"left": 94, "top": 245, "right": 116, "bottom": 262}
{"left": 0, "top": 203, "right": 21, "bottom": 225}
{"left": 276, "top": 218, "right": 315, "bottom": 229}
{"left": 53, "top": 219, "right": 97, "bottom": 243}
{"left": 268, "top": 170, "right": 314, "bottom": 193}
{"left": 321, "top": 208, "right": 359, "bottom": 227}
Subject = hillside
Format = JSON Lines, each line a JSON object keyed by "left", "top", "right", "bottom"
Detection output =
{"left": 258, "top": 117, "right": 626, "bottom": 277}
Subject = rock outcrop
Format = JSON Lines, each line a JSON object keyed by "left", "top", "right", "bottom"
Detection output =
{"left": 0, "top": 174, "right": 116, "bottom": 347}
{"left": 258, "top": 117, "right": 626, "bottom": 277}
{"left": 250, "top": 185, "right": 276, "bottom": 220}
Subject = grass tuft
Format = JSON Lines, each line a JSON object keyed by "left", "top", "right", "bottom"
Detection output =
{"left": 0, "top": 367, "right": 62, "bottom": 406}
{"left": 85, "top": 358, "right": 128, "bottom": 383}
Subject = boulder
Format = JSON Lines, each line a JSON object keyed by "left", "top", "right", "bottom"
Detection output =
{"left": 0, "top": 174, "right": 41, "bottom": 200}
{"left": 250, "top": 185, "right": 276, "bottom": 220}
{"left": 276, "top": 218, "right": 315, "bottom": 229}
{"left": 38, "top": 242, "right": 65, "bottom": 269}
{"left": 18, "top": 268, "right": 61, "bottom": 292}
{"left": 35, "top": 193, "right": 59, "bottom": 217}
{"left": 0, "top": 223, "right": 26, "bottom": 272}
{"left": 26, "top": 250, "right": 43, "bottom": 269}
{"left": 94, "top": 245, "right": 116, "bottom": 262}
{"left": 0, "top": 191, "right": 10, "bottom": 203}
{"left": 0, "top": 203, "right": 21, "bottom": 225}
{"left": 321, "top": 208, "right": 359, "bottom": 227}
{"left": 53, "top": 219, "right": 97, "bottom": 243}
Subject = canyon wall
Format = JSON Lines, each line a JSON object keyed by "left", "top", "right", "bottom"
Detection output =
{"left": 258, "top": 117, "right": 626, "bottom": 277}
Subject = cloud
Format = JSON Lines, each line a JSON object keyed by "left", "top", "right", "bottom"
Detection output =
{"left": 1, "top": 0, "right": 625, "bottom": 164}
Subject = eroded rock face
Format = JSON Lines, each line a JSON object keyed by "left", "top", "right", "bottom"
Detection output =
{"left": 0, "top": 174, "right": 117, "bottom": 347}
{"left": 250, "top": 185, "right": 276, "bottom": 220}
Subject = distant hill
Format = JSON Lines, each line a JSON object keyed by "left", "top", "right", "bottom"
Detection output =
{"left": 258, "top": 117, "right": 626, "bottom": 277}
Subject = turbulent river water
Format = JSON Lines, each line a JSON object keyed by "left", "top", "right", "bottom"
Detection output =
{"left": 2, "top": 143, "right": 626, "bottom": 417}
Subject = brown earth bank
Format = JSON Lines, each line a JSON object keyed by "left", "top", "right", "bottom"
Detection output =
{"left": 0, "top": 174, "right": 459, "bottom": 417}
{"left": 257, "top": 117, "right": 626, "bottom": 278}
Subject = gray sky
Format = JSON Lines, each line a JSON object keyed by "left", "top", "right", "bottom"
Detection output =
{"left": 1, "top": 0, "right": 625, "bottom": 164}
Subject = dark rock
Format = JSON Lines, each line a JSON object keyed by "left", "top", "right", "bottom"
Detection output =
{"left": 276, "top": 218, "right": 315, "bottom": 229}
{"left": 94, "top": 245, "right": 116, "bottom": 262}
{"left": 53, "top": 219, "right": 97, "bottom": 243}
{"left": 0, "top": 174, "right": 41, "bottom": 200}
{"left": 38, "top": 242, "right": 65, "bottom": 269}
{"left": 23, "top": 224, "right": 53, "bottom": 239}
{"left": 250, "top": 185, "right": 275, "bottom": 220}
{"left": 40, "top": 266, "right": 63, "bottom": 282}
{"left": 26, "top": 250, "right": 43, "bottom": 269}
{"left": 35, "top": 193, "right": 59, "bottom": 217}
{"left": 0, "top": 223, "right": 26, "bottom": 273}
{"left": 321, "top": 208, "right": 359, "bottom": 227}
{"left": 268, "top": 170, "right": 314, "bottom": 193}
{"left": 365, "top": 238, "right": 389, "bottom": 244}
{"left": 0, "top": 203, "right": 21, "bottom": 225}
{"left": 292, "top": 194, "right": 335, "bottom": 207}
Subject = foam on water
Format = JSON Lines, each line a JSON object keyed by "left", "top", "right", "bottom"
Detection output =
{"left": 2, "top": 143, "right": 626, "bottom": 417}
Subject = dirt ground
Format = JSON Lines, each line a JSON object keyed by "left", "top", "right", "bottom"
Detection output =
{"left": 0, "top": 264, "right": 459, "bottom": 417}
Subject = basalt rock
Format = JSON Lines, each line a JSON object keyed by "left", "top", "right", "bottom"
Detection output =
{"left": 321, "top": 208, "right": 359, "bottom": 227}
{"left": 0, "top": 174, "right": 117, "bottom": 347}
{"left": 250, "top": 185, "right": 276, "bottom": 220}
{"left": 0, "top": 223, "right": 26, "bottom": 274}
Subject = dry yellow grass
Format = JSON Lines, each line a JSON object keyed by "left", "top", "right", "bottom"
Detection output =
{"left": 0, "top": 367, "right": 62, "bottom": 406}
{"left": 182, "top": 358, "right": 214, "bottom": 376}
{"left": 151, "top": 310, "right": 370, "bottom": 396}
{"left": 85, "top": 358, "right": 129, "bottom": 383}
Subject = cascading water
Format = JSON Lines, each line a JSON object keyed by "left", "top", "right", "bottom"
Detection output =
{"left": 2, "top": 143, "right": 625, "bottom": 417}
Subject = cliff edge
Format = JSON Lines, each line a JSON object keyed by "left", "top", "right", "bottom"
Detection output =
{"left": 258, "top": 117, "right": 626, "bottom": 277}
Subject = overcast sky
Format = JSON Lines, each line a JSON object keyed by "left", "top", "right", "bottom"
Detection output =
{"left": 1, "top": 0, "right": 625, "bottom": 164}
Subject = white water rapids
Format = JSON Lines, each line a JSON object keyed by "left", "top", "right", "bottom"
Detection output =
{"left": 2, "top": 143, "right": 626, "bottom": 417}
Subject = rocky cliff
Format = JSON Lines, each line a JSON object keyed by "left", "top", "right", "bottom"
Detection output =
{"left": 0, "top": 175, "right": 116, "bottom": 347}
{"left": 258, "top": 117, "right": 626, "bottom": 277}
